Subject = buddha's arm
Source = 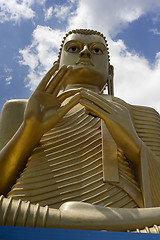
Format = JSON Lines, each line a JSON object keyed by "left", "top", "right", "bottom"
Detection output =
{"left": 0, "top": 65, "right": 80, "bottom": 195}
{"left": 60, "top": 201, "right": 160, "bottom": 231}
{"left": 0, "top": 107, "right": 44, "bottom": 195}
{"left": 1, "top": 197, "right": 160, "bottom": 231}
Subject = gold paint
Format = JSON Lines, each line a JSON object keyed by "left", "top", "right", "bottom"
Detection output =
{"left": 0, "top": 29, "right": 160, "bottom": 232}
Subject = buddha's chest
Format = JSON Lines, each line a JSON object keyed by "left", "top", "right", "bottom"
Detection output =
{"left": 7, "top": 109, "right": 140, "bottom": 208}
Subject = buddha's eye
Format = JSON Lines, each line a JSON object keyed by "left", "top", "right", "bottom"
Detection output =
{"left": 91, "top": 47, "right": 103, "bottom": 55}
{"left": 68, "top": 46, "right": 80, "bottom": 53}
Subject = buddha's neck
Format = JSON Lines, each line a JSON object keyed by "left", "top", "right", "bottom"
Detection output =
{"left": 65, "top": 84, "right": 101, "bottom": 93}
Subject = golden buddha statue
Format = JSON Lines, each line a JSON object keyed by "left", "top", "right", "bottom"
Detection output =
{"left": 0, "top": 29, "right": 160, "bottom": 233}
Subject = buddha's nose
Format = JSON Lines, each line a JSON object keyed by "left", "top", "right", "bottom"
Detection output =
{"left": 79, "top": 46, "right": 91, "bottom": 58}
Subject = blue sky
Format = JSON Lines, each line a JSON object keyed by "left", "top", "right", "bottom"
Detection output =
{"left": 0, "top": 0, "right": 160, "bottom": 113}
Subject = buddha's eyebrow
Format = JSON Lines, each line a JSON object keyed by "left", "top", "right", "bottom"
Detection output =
{"left": 89, "top": 42, "right": 107, "bottom": 49}
{"left": 64, "top": 40, "right": 83, "bottom": 48}
{"left": 64, "top": 40, "right": 107, "bottom": 49}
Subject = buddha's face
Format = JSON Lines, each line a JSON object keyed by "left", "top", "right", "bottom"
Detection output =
{"left": 59, "top": 33, "right": 109, "bottom": 91}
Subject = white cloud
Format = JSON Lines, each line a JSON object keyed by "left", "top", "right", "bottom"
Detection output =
{"left": 150, "top": 28, "right": 160, "bottom": 35}
{"left": 34, "top": 0, "right": 46, "bottom": 5}
{"left": 68, "top": 0, "right": 77, "bottom": 3}
{"left": 3, "top": 67, "right": 13, "bottom": 85}
{"left": 0, "top": 0, "right": 45, "bottom": 23}
{"left": 4, "top": 67, "right": 12, "bottom": 74}
{"left": 44, "top": 6, "right": 54, "bottom": 21}
{"left": 67, "top": 0, "right": 160, "bottom": 37}
{"left": 5, "top": 76, "right": 12, "bottom": 85}
{"left": 108, "top": 39, "right": 160, "bottom": 112}
{"left": 53, "top": 4, "right": 72, "bottom": 21}
{"left": 44, "top": 1, "right": 76, "bottom": 22}
{"left": 19, "top": 25, "right": 65, "bottom": 90}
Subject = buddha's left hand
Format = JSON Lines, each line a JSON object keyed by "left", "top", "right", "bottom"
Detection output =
{"left": 79, "top": 89, "right": 142, "bottom": 165}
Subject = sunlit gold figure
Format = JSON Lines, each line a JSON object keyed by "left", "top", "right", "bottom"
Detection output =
{"left": 0, "top": 29, "right": 160, "bottom": 233}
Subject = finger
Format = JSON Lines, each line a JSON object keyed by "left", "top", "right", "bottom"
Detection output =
{"left": 45, "top": 65, "right": 68, "bottom": 94}
{"left": 80, "top": 98, "right": 109, "bottom": 121}
{"left": 58, "top": 89, "right": 81, "bottom": 103}
{"left": 58, "top": 87, "right": 91, "bottom": 103}
{"left": 83, "top": 90, "right": 117, "bottom": 108}
{"left": 54, "top": 66, "right": 72, "bottom": 96}
{"left": 36, "top": 63, "right": 59, "bottom": 91}
{"left": 84, "top": 90, "right": 125, "bottom": 112}
{"left": 58, "top": 93, "right": 81, "bottom": 118}
{"left": 81, "top": 90, "right": 114, "bottom": 114}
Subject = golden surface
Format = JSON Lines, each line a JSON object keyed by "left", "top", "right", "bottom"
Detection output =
{"left": 0, "top": 29, "right": 160, "bottom": 232}
{"left": 7, "top": 107, "right": 140, "bottom": 209}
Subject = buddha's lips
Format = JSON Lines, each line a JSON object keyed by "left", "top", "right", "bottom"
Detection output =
{"left": 76, "top": 59, "right": 94, "bottom": 66}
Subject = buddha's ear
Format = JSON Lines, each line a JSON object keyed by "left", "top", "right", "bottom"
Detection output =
{"left": 107, "top": 65, "right": 114, "bottom": 95}
{"left": 109, "top": 64, "right": 114, "bottom": 78}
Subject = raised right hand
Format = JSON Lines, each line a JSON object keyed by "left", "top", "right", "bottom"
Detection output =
{"left": 24, "top": 64, "right": 80, "bottom": 135}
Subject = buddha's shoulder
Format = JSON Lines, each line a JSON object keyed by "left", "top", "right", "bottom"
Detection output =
{"left": 0, "top": 99, "right": 27, "bottom": 131}
{"left": 2, "top": 99, "right": 28, "bottom": 110}
{"left": 101, "top": 94, "right": 159, "bottom": 117}
{"left": 0, "top": 100, "right": 28, "bottom": 150}
{"left": 1, "top": 99, "right": 28, "bottom": 117}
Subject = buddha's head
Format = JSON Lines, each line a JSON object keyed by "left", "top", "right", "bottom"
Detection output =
{"left": 57, "top": 29, "right": 114, "bottom": 95}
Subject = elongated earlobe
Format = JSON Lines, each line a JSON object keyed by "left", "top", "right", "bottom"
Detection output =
{"left": 100, "top": 65, "right": 114, "bottom": 95}
{"left": 107, "top": 65, "right": 114, "bottom": 95}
